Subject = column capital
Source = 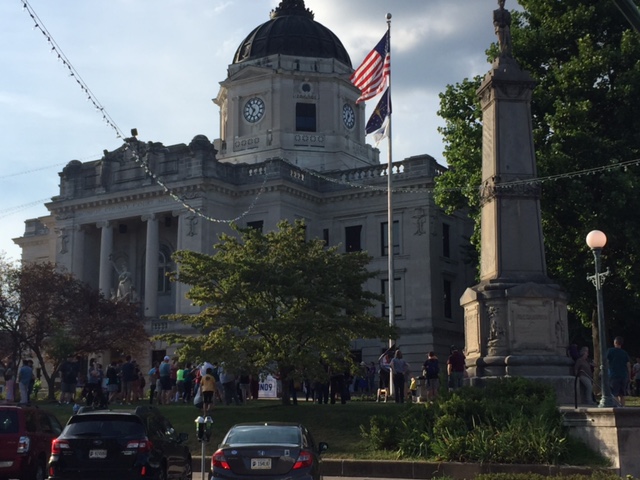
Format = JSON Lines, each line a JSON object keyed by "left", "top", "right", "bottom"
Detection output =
{"left": 141, "top": 214, "right": 157, "bottom": 222}
{"left": 96, "top": 220, "right": 112, "bottom": 229}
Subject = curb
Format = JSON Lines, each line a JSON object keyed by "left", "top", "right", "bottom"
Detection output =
{"left": 320, "top": 460, "right": 617, "bottom": 478}
{"left": 192, "top": 458, "right": 617, "bottom": 478}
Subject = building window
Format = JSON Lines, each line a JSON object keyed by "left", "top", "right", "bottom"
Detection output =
{"left": 296, "top": 103, "right": 316, "bottom": 132}
{"left": 247, "top": 220, "right": 264, "bottom": 232}
{"left": 381, "top": 221, "right": 400, "bottom": 256}
{"left": 444, "top": 278, "right": 452, "bottom": 319}
{"left": 322, "top": 228, "right": 329, "bottom": 246}
{"left": 157, "top": 245, "right": 173, "bottom": 294}
{"left": 443, "top": 223, "right": 451, "bottom": 258}
{"left": 381, "top": 278, "right": 402, "bottom": 318}
{"left": 345, "top": 225, "right": 362, "bottom": 252}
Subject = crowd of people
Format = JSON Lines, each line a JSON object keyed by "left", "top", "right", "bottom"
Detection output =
{"left": 371, "top": 344, "right": 467, "bottom": 404}
{"left": 8, "top": 338, "right": 637, "bottom": 408}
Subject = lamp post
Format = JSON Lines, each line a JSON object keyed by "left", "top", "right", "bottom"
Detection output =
{"left": 585, "top": 230, "right": 614, "bottom": 407}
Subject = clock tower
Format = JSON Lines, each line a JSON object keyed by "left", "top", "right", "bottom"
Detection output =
{"left": 213, "top": 0, "right": 379, "bottom": 170}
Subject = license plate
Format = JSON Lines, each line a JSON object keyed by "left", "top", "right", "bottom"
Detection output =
{"left": 89, "top": 449, "right": 107, "bottom": 459}
{"left": 251, "top": 458, "right": 271, "bottom": 469}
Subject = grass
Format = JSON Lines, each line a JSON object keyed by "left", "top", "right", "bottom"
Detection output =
{"left": 31, "top": 394, "right": 622, "bottom": 464}
{"left": 37, "top": 398, "right": 405, "bottom": 458}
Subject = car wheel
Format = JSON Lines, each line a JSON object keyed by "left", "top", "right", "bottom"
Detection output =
{"left": 182, "top": 458, "right": 193, "bottom": 480}
{"left": 33, "top": 459, "right": 46, "bottom": 480}
{"left": 157, "top": 464, "right": 167, "bottom": 480}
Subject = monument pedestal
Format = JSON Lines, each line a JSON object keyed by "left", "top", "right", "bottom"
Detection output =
{"left": 462, "top": 281, "right": 574, "bottom": 403}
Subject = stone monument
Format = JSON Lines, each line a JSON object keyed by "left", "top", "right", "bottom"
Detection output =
{"left": 460, "top": 0, "right": 574, "bottom": 403}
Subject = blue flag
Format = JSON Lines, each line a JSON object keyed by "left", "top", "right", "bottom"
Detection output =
{"left": 365, "top": 88, "right": 391, "bottom": 144}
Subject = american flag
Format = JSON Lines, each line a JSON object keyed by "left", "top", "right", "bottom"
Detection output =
{"left": 350, "top": 31, "right": 390, "bottom": 104}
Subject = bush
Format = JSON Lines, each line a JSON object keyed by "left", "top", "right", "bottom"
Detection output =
{"left": 359, "top": 414, "right": 401, "bottom": 451}
{"left": 359, "top": 377, "right": 596, "bottom": 465}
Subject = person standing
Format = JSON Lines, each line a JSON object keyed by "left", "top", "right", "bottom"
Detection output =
{"left": 120, "top": 355, "right": 136, "bottom": 404}
{"left": 606, "top": 336, "right": 631, "bottom": 406}
{"left": 200, "top": 367, "right": 217, "bottom": 416}
{"left": 106, "top": 360, "right": 121, "bottom": 405}
{"left": 447, "top": 346, "right": 466, "bottom": 390}
{"left": 158, "top": 356, "right": 172, "bottom": 405}
{"left": 59, "top": 354, "right": 79, "bottom": 404}
{"left": 17, "top": 360, "right": 33, "bottom": 405}
{"left": 175, "top": 364, "right": 186, "bottom": 403}
{"left": 147, "top": 363, "right": 160, "bottom": 405}
{"left": 574, "top": 346, "right": 596, "bottom": 406}
{"left": 390, "top": 350, "right": 410, "bottom": 404}
{"left": 423, "top": 351, "right": 440, "bottom": 401}
{"left": 218, "top": 363, "right": 239, "bottom": 406}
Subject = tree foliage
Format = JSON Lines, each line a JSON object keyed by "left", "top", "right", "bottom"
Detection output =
{"left": 434, "top": 0, "right": 640, "bottom": 347}
{"left": 161, "top": 220, "right": 394, "bottom": 405}
{"left": 0, "top": 260, "right": 149, "bottom": 399}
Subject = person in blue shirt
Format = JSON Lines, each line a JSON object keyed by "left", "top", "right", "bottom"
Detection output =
{"left": 17, "top": 360, "right": 33, "bottom": 405}
{"left": 607, "top": 336, "right": 631, "bottom": 406}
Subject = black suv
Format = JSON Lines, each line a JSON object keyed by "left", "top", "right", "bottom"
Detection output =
{"left": 47, "top": 406, "right": 191, "bottom": 480}
{"left": 0, "top": 404, "right": 63, "bottom": 480}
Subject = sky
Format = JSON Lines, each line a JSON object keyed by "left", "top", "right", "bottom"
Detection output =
{"left": 0, "top": 0, "right": 514, "bottom": 262}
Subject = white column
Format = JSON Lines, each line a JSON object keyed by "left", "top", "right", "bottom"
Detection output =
{"left": 144, "top": 214, "right": 159, "bottom": 318}
{"left": 71, "top": 225, "right": 85, "bottom": 280}
{"left": 98, "top": 221, "right": 113, "bottom": 296}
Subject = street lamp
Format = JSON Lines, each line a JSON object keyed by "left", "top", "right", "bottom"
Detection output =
{"left": 585, "top": 230, "right": 614, "bottom": 407}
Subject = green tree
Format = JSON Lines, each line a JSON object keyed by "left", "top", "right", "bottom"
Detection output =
{"left": 435, "top": 0, "right": 640, "bottom": 349}
{"left": 0, "top": 260, "right": 148, "bottom": 400}
{"left": 161, "top": 220, "right": 393, "bottom": 405}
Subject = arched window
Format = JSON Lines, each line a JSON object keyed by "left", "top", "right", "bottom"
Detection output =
{"left": 157, "top": 245, "right": 173, "bottom": 294}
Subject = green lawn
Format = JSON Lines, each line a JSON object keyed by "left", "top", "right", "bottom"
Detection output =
{"left": 40, "top": 398, "right": 403, "bottom": 458}
{"left": 37, "top": 393, "right": 631, "bottom": 463}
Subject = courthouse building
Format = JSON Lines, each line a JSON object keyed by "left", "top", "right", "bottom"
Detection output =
{"left": 14, "top": 0, "right": 474, "bottom": 370}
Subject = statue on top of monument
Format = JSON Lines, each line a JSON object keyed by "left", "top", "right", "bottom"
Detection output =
{"left": 493, "top": 0, "right": 512, "bottom": 58}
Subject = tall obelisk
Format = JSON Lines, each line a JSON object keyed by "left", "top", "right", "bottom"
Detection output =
{"left": 460, "top": 0, "right": 573, "bottom": 403}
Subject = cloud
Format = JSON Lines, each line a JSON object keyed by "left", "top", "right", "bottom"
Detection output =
{"left": 0, "top": 0, "right": 512, "bottom": 259}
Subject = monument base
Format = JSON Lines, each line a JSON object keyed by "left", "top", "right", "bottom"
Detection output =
{"left": 461, "top": 281, "right": 574, "bottom": 404}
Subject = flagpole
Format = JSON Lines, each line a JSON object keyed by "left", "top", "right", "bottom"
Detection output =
{"left": 385, "top": 13, "right": 395, "bottom": 400}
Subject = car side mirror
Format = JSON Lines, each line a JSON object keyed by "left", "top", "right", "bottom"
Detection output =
{"left": 178, "top": 432, "right": 189, "bottom": 443}
{"left": 318, "top": 442, "right": 329, "bottom": 454}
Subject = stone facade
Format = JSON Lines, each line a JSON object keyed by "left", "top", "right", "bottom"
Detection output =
{"left": 13, "top": 1, "right": 475, "bottom": 373}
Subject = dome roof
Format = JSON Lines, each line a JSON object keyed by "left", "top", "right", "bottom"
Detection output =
{"left": 233, "top": 0, "right": 351, "bottom": 68}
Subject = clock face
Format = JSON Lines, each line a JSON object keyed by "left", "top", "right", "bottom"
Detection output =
{"left": 243, "top": 97, "right": 265, "bottom": 123}
{"left": 342, "top": 103, "right": 355, "bottom": 129}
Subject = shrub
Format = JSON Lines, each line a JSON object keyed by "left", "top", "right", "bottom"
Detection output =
{"left": 359, "top": 377, "right": 599, "bottom": 465}
{"left": 359, "top": 413, "right": 400, "bottom": 451}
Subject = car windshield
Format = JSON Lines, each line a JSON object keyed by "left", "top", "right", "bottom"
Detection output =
{"left": 0, "top": 411, "right": 19, "bottom": 434}
{"left": 65, "top": 416, "right": 145, "bottom": 437}
{"left": 225, "top": 426, "right": 300, "bottom": 445}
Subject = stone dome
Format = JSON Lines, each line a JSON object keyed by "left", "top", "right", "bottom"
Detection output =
{"left": 233, "top": 0, "right": 351, "bottom": 68}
